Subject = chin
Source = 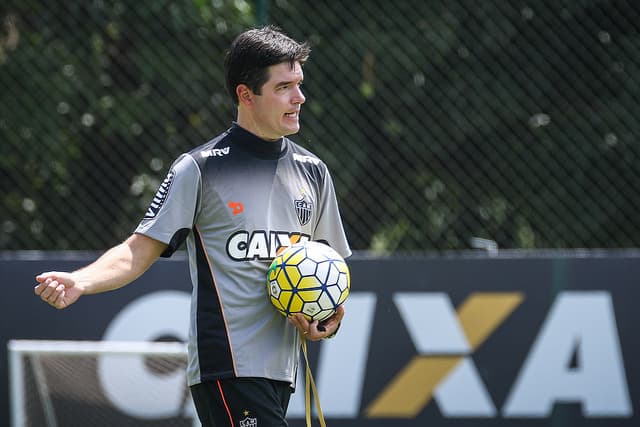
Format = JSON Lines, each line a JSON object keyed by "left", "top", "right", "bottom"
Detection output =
{"left": 283, "top": 125, "right": 300, "bottom": 136}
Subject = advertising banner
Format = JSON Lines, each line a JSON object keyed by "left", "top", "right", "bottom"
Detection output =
{"left": 1, "top": 252, "right": 638, "bottom": 426}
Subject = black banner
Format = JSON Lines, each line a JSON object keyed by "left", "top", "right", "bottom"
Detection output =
{"left": 1, "top": 252, "right": 638, "bottom": 426}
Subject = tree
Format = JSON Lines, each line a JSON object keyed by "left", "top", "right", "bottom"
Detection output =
{"left": 0, "top": 0, "right": 253, "bottom": 249}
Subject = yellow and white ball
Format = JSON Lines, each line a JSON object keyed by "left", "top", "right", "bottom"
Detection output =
{"left": 267, "top": 241, "right": 350, "bottom": 322}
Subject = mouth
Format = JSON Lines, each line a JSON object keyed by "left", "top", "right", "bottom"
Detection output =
{"left": 284, "top": 111, "right": 299, "bottom": 119}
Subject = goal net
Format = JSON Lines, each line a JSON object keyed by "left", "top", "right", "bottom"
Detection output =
{"left": 8, "top": 340, "right": 197, "bottom": 427}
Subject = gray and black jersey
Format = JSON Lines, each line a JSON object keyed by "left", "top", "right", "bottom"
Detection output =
{"left": 135, "top": 124, "right": 351, "bottom": 387}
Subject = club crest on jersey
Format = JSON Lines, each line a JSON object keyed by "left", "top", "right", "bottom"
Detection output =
{"left": 144, "top": 169, "right": 175, "bottom": 219}
{"left": 294, "top": 195, "right": 313, "bottom": 226}
{"left": 239, "top": 416, "right": 257, "bottom": 427}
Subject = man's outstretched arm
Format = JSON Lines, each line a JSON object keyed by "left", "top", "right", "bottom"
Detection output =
{"left": 35, "top": 233, "right": 168, "bottom": 309}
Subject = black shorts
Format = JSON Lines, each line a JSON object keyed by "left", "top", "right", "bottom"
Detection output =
{"left": 190, "top": 377, "right": 292, "bottom": 427}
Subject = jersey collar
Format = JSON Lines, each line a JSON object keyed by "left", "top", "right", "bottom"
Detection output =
{"left": 230, "top": 123, "right": 286, "bottom": 159}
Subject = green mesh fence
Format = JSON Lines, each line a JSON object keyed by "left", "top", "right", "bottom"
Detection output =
{"left": 1, "top": 0, "right": 640, "bottom": 252}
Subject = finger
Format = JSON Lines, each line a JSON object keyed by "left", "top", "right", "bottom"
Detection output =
{"left": 34, "top": 275, "right": 57, "bottom": 295}
{"left": 45, "top": 284, "right": 65, "bottom": 306}
{"left": 288, "top": 314, "right": 303, "bottom": 331}
{"left": 312, "top": 319, "right": 339, "bottom": 340}
{"left": 333, "top": 305, "right": 345, "bottom": 322}
{"left": 50, "top": 285, "right": 66, "bottom": 308}
{"left": 34, "top": 282, "right": 45, "bottom": 295}
{"left": 317, "top": 306, "right": 344, "bottom": 330}
{"left": 35, "top": 272, "right": 57, "bottom": 284}
{"left": 319, "top": 316, "right": 337, "bottom": 332}
{"left": 38, "top": 279, "right": 58, "bottom": 299}
{"left": 293, "top": 313, "right": 310, "bottom": 329}
{"left": 289, "top": 313, "right": 313, "bottom": 336}
{"left": 34, "top": 277, "right": 50, "bottom": 295}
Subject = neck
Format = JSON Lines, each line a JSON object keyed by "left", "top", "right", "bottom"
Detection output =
{"left": 236, "top": 110, "right": 279, "bottom": 141}
{"left": 229, "top": 124, "right": 284, "bottom": 159}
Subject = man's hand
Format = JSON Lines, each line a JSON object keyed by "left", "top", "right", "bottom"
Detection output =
{"left": 35, "top": 272, "right": 84, "bottom": 309}
{"left": 33, "top": 234, "right": 167, "bottom": 310}
{"left": 289, "top": 305, "right": 345, "bottom": 341}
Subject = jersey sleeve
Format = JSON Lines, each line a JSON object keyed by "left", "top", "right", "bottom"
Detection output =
{"left": 313, "top": 166, "right": 352, "bottom": 259}
{"left": 135, "top": 153, "right": 201, "bottom": 257}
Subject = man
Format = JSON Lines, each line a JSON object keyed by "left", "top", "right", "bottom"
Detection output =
{"left": 35, "top": 26, "right": 351, "bottom": 426}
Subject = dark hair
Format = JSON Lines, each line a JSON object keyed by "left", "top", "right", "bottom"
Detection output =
{"left": 224, "top": 25, "right": 311, "bottom": 104}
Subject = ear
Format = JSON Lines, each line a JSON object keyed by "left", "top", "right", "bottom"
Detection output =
{"left": 236, "top": 84, "right": 253, "bottom": 106}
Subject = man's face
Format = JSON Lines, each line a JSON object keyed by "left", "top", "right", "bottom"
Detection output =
{"left": 250, "top": 61, "right": 306, "bottom": 140}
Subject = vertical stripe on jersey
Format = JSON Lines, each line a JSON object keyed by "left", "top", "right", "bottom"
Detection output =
{"left": 193, "top": 225, "right": 236, "bottom": 379}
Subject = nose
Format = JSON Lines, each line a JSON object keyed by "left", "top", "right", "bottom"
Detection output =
{"left": 293, "top": 85, "right": 305, "bottom": 104}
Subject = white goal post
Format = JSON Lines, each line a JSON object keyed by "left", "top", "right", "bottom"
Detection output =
{"left": 8, "top": 340, "right": 196, "bottom": 427}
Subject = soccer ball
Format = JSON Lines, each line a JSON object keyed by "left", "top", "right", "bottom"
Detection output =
{"left": 267, "top": 241, "right": 350, "bottom": 322}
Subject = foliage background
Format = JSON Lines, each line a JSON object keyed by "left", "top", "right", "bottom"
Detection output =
{"left": 1, "top": 0, "right": 639, "bottom": 253}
